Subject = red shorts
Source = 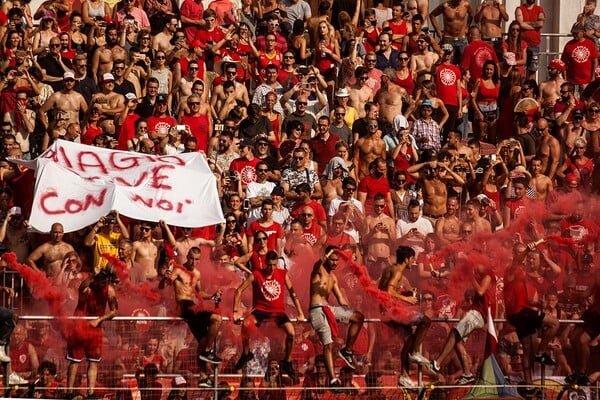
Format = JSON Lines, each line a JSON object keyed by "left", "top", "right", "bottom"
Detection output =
{"left": 66, "top": 322, "right": 103, "bottom": 362}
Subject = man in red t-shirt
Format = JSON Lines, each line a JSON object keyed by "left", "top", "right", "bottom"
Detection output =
{"left": 357, "top": 158, "right": 394, "bottom": 218}
{"left": 561, "top": 23, "right": 599, "bottom": 87}
{"left": 232, "top": 251, "right": 305, "bottom": 381}
{"left": 300, "top": 205, "right": 327, "bottom": 248}
{"left": 290, "top": 183, "right": 327, "bottom": 229}
{"left": 246, "top": 199, "right": 284, "bottom": 253}
{"left": 461, "top": 26, "right": 498, "bottom": 83}
{"left": 516, "top": 0, "right": 545, "bottom": 80}
{"left": 436, "top": 44, "right": 462, "bottom": 132}
{"left": 229, "top": 137, "right": 260, "bottom": 187}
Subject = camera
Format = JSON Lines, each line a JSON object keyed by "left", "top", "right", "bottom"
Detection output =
{"left": 228, "top": 171, "right": 239, "bottom": 181}
{"left": 9, "top": 206, "right": 21, "bottom": 215}
{"left": 214, "top": 124, "right": 224, "bottom": 132}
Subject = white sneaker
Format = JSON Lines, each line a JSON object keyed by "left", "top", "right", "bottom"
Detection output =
{"left": 0, "top": 345, "right": 10, "bottom": 362}
{"left": 398, "top": 375, "right": 416, "bottom": 388}
{"left": 8, "top": 372, "right": 28, "bottom": 385}
{"left": 409, "top": 352, "right": 430, "bottom": 365}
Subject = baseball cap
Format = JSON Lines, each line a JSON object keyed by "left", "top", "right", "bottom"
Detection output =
{"left": 549, "top": 59, "right": 566, "bottom": 73}
{"left": 442, "top": 43, "right": 453, "bottom": 53}
{"left": 573, "top": 109, "right": 585, "bottom": 119}
{"left": 255, "top": 135, "right": 269, "bottom": 145}
{"left": 125, "top": 92, "right": 137, "bottom": 101}
{"left": 239, "top": 137, "right": 254, "bottom": 148}
{"left": 63, "top": 71, "right": 75, "bottom": 80}
{"left": 271, "top": 186, "right": 285, "bottom": 197}
{"left": 189, "top": 39, "right": 203, "bottom": 49}
{"left": 421, "top": 99, "right": 433, "bottom": 108}
{"left": 101, "top": 72, "right": 115, "bottom": 82}
{"left": 156, "top": 94, "right": 168, "bottom": 103}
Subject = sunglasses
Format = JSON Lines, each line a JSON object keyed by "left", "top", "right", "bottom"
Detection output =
{"left": 344, "top": 187, "right": 356, "bottom": 192}
{"left": 398, "top": 57, "right": 409, "bottom": 61}
{"left": 296, "top": 102, "right": 308, "bottom": 106}
{"left": 140, "top": 227, "right": 152, "bottom": 232}
{"left": 156, "top": 56, "right": 166, "bottom": 60}
{"left": 301, "top": 213, "right": 313, "bottom": 217}
{"left": 422, "top": 297, "right": 434, "bottom": 302}
{"left": 257, "top": 168, "right": 269, "bottom": 172}
{"left": 335, "top": 113, "right": 346, "bottom": 116}
{"left": 374, "top": 204, "right": 385, "bottom": 209}
{"left": 293, "top": 157, "right": 304, "bottom": 161}
{"left": 49, "top": 44, "right": 60, "bottom": 48}
{"left": 226, "top": 220, "right": 236, "bottom": 223}
{"left": 257, "top": 237, "right": 268, "bottom": 241}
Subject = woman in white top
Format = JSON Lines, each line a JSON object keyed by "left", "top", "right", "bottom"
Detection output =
{"left": 82, "top": 0, "right": 111, "bottom": 26}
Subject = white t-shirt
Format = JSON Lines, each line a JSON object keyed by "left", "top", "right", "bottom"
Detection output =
{"left": 396, "top": 217, "right": 434, "bottom": 256}
{"left": 246, "top": 181, "right": 277, "bottom": 199}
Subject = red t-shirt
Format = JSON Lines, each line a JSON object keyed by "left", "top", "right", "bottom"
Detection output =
{"left": 180, "top": 0, "right": 204, "bottom": 41}
{"left": 181, "top": 114, "right": 209, "bottom": 152}
{"left": 291, "top": 200, "right": 327, "bottom": 224}
{"left": 246, "top": 220, "right": 284, "bottom": 251}
{"left": 461, "top": 40, "right": 498, "bottom": 82}
{"left": 117, "top": 113, "right": 140, "bottom": 150}
{"left": 561, "top": 38, "right": 599, "bottom": 85}
{"left": 147, "top": 115, "right": 177, "bottom": 136}
{"left": 302, "top": 223, "right": 323, "bottom": 246}
{"left": 82, "top": 125, "right": 103, "bottom": 145}
{"left": 310, "top": 133, "right": 340, "bottom": 174}
{"left": 252, "top": 268, "right": 287, "bottom": 313}
{"left": 358, "top": 175, "right": 391, "bottom": 215}
{"left": 518, "top": 4, "right": 544, "bottom": 46}
{"left": 229, "top": 157, "right": 260, "bottom": 185}
{"left": 195, "top": 27, "right": 225, "bottom": 47}
{"left": 435, "top": 63, "right": 462, "bottom": 106}
{"left": 504, "top": 265, "right": 536, "bottom": 316}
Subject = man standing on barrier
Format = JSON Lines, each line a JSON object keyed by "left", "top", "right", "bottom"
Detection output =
{"left": 378, "top": 246, "right": 431, "bottom": 388}
{"left": 65, "top": 266, "right": 119, "bottom": 399}
{"left": 163, "top": 246, "right": 223, "bottom": 387}
{"left": 232, "top": 250, "right": 305, "bottom": 382}
{"left": 309, "top": 246, "right": 364, "bottom": 388}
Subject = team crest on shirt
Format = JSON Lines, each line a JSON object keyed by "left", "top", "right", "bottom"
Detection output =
{"left": 474, "top": 48, "right": 494, "bottom": 69}
{"left": 573, "top": 46, "right": 590, "bottom": 63}
{"left": 440, "top": 67, "right": 457, "bottom": 85}
{"left": 240, "top": 166, "right": 257, "bottom": 184}
{"left": 303, "top": 233, "right": 318, "bottom": 246}
{"left": 261, "top": 279, "right": 281, "bottom": 301}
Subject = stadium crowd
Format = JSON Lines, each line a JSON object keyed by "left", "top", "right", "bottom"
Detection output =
{"left": 0, "top": 0, "right": 599, "bottom": 397}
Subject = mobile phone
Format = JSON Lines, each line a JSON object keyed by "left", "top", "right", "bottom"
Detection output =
{"left": 302, "top": 83, "right": 312, "bottom": 90}
{"left": 490, "top": 154, "right": 497, "bottom": 161}
{"left": 176, "top": 124, "right": 186, "bottom": 131}
{"left": 215, "top": 124, "right": 224, "bottom": 132}
{"left": 243, "top": 199, "right": 250, "bottom": 210}
{"left": 9, "top": 206, "right": 21, "bottom": 215}
{"left": 458, "top": 153, "right": 466, "bottom": 159}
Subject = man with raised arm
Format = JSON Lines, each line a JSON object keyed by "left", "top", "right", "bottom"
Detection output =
{"left": 162, "top": 247, "right": 223, "bottom": 385}
{"left": 232, "top": 250, "right": 305, "bottom": 381}
{"left": 309, "top": 246, "right": 364, "bottom": 388}
{"left": 378, "top": 246, "right": 431, "bottom": 388}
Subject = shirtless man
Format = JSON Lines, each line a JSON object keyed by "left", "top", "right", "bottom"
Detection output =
{"left": 435, "top": 196, "right": 462, "bottom": 245}
{"left": 535, "top": 118, "right": 560, "bottom": 180}
{"left": 152, "top": 16, "right": 177, "bottom": 53}
{"left": 309, "top": 246, "right": 364, "bottom": 387}
{"left": 118, "top": 239, "right": 134, "bottom": 271}
{"left": 408, "top": 160, "right": 464, "bottom": 220}
{"left": 39, "top": 72, "right": 88, "bottom": 129}
{"left": 173, "top": 62, "right": 201, "bottom": 115}
{"left": 210, "top": 61, "right": 250, "bottom": 119}
{"left": 530, "top": 156, "right": 554, "bottom": 202}
{"left": 378, "top": 246, "right": 431, "bottom": 388}
{"left": 429, "top": 0, "right": 473, "bottom": 62}
{"left": 444, "top": 130, "right": 473, "bottom": 159}
{"left": 406, "top": 0, "right": 429, "bottom": 25}
{"left": 162, "top": 247, "right": 223, "bottom": 372}
{"left": 0, "top": 207, "right": 30, "bottom": 263}
{"left": 410, "top": 35, "right": 440, "bottom": 82}
{"left": 345, "top": 67, "right": 374, "bottom": 119}
{"left": 163, "top": 222, "right": 224, "bottom": 265}
{"left": 27, "top": 222, "right": 75, "bottom": 278}
{"left": 90, "top": 73, "right": 126, "bottom": 136}
{"left": 353, "top": 121, "right": 387, "bottom": 179}
{"left": 539, "top": 59, "right": 566, "bottom": 119}
{"left": 474, "top": 0, "right": 508, "bottom": 42}
{"left": 131, "top": 221, "right": 164, "bottom": 283}
{"left": 463, "top": 199, "right": 492, "bottom": 234}
{"left": 91, "top": 25, "right": 127, "bottom": 84}
{"left": 364, "top": 193, "right": 397, "bottom": 280}
{"left": 375, "top": 69, "right": 409, "bottom": 127}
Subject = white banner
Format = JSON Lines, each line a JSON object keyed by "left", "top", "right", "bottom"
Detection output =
{"left": 26, "top": 140, "right": 224, "bottom": 233}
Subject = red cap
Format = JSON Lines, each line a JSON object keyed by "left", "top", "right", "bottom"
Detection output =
{"left": 189, "top": 39, "right": 203, "bottom": 49}
{"left": 549, "top": 59, "right": 566, "bottom": 73}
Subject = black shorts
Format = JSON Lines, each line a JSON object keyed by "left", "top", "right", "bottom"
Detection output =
{"left": 252, "top": 309, "right": 290, "bottom": 327}
{"left": 507, "top": 308, "right": 544, "bottom": 340}
{"left": 384, "top": 320, "right": 411, "bottom": 335}
{"left": 178, "top": 299, "right": 213, "bottom": 342}
{"left": 581, "top": 308, "right": 600, "bottom": 338}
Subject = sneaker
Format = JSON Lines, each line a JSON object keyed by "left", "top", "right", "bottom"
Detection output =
{"left": 279, "top": 360, "right": 297, "bottom": 382}
{"left": 338, "top": 347, "right": 356, "bottom": 370}
{"left": 457, "top": 374, "right": 476, "bottom": 385}
{"left": 234, "top": 351, "right": 254, "bottom": 370}
{"left": 398, "top": 375, "right": 416, "bottom": 388}
{"left": 329, "top": 378, "right": 342, "bottom": 392}
{"left": 534, "top": 352, "right": 557, "bottom": 366}
{"left": 409, "top": 352, "right": 430, "bottom": 365}
{"left": 199, "top": 350, "right": 223, "bottom": 364}
{"left": 198, "top": 378, "right": 213, "bottom": 388}
{"left": 8, "top": 372, "right": 28, "bottom": 385}
{"left": 0, "top": 345, "right": 10, "bottom": 363}
{"left": 430, "top": 359, "right": 441, "bottom": 373}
